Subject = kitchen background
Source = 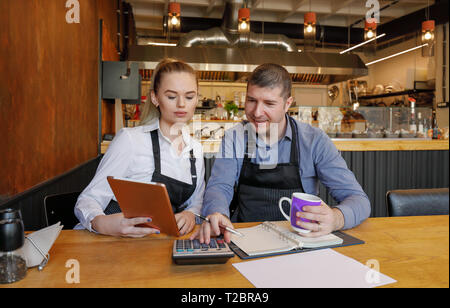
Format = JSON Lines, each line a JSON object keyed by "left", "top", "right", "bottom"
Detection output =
{"left": 1, "top": 0, "right": 448, "bottom": 212}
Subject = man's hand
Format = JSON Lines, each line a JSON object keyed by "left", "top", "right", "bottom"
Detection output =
{"left": 175, "top": 210, "right": 196, "bottom": 235}
{"left": 189, "top": 212, "right": 234, "bottom": 244}
{"left": 295, "top": 202, "right": 345, "bottom": 238}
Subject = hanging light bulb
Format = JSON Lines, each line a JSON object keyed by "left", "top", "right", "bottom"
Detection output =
{"left": 304, "top": 12, "right": 316, "bottom": 34}
{"left": 238, "top": 8, "right": 250, "bottom": 33}
{"left": 303, "top": 12, "right": 316, "bottom": 51}
{"left": 168, "top": 2, "right": 181, "bottom": 31}
{"left": 421, "top": 20, "right": 435, "bottom": 42}
{"left": 171, "top": 15, "right": 179, "bottom": 26}
{"left": 364, "top": 18, "right": 377, "bottom": 41}
{"left": 421, "top": 19, "right": 435, "bottom": 57}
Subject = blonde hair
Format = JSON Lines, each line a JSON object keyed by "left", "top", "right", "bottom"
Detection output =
{"left": 139, "top": 58, "right": 197, "bottom": 126}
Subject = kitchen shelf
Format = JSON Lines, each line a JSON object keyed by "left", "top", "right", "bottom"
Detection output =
{"left": 358, "top": 89, "right": 434, "bottom": 100}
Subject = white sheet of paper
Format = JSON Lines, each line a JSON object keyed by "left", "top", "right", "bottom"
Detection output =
{"left": 232, "top": 248, "right": 397, "bottom": 288}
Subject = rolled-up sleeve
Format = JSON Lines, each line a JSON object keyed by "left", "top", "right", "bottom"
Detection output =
{"left": 313, "top": 131, "right": 371, "bottom": 229}
{"left": 202, "top": 127, "right": 243, "bottom": 217}
{"left": 74, "top": 129, "right": 133, "bottom": 231}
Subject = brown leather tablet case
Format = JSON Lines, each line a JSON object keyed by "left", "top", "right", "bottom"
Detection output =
{"left": 107, "top": 176, "right": 180, "bottom": 237}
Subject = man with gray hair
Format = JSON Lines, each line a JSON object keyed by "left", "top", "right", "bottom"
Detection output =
{"left": 192, "top": 63, "right": 370, "bottom": 244}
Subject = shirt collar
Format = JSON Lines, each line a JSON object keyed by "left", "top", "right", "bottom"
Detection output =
{"left": 141, "top": 117, "right": 159, "bottom": 133}
{"left": 142, "top": 118, "right": 194, "bottom": 153}
{"left": 283, "top": 114, "right": 293, "bottom": 141}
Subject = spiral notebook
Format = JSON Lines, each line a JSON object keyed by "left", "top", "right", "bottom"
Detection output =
{"left": 230, "top": 221, "right": 358, "bottom": 258}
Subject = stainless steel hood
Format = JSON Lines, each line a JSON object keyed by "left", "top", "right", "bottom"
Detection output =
{"left": 128, "top": 45, "right": 368, "bottom": 85}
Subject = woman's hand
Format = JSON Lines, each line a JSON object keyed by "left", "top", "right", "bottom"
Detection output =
{"left": 91, "top": 213, "right": 160, "bottom": 238}
{"left": 175, "top": 211, "right": 196, "bottom": 235}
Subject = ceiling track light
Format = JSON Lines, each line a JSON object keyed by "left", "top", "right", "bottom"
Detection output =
{"left": 146, "top": 42, "right": 177, "bottom": 47}
{"left": 340, "top": 33, "right": 386, "bottom": 54}
{"left": 365, "top": 43, "right": 429, "bottom": 66}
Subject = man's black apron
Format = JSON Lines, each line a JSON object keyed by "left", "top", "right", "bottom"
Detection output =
{"left": 232, "top": 116, "right": 305, "bottom": 222}
{"left": 104, "top": 129, "right": 197, "bottom": 215}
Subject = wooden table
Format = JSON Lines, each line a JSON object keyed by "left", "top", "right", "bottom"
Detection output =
{"left": 2, "top": 216, "right": 448, "bottom": 288}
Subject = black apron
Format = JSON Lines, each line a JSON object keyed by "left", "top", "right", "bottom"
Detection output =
{"left": 232, "top": 116, "right": 304, "bottom": 222}
{"left": 104, "top": 129, "right": 197, "bottom": 215}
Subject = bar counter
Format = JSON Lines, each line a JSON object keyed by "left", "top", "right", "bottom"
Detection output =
{"left": 101, "top": 138, "right": 449, "bottom": 154}
{"left": 99, "top": 137, "right": 448, "bottom": 219}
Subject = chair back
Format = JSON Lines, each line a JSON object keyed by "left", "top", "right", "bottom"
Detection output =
{"left": 44, "top": 191, "right": 81, "bottom": 229}
{"left": 387, "top": 188, "right": 449, "bottom": 217}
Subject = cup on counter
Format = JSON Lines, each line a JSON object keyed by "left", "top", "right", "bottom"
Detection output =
{"left": 278, "top": 193, "right": 322, "bottom": 234}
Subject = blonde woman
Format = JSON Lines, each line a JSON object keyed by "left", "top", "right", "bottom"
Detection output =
{"left": 74, "top": 59, "right": 204, "bottom": 237}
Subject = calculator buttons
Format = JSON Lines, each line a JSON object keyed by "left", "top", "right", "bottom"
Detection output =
{"left": 172, "top": 238, "right": 235, "bottom": 265}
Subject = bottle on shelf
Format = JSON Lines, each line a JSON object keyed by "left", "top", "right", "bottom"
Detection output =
{"left": 408, "top": 98, "right": 416, "bottom": 133}
{"left": 417, "top": 112, "right": 424, "bottom": 134}
{"left": 215, "top": 94, "right": 227, "bottom": 120}
{"left": 432, "top": 109, "right": 439, "bottom": 139}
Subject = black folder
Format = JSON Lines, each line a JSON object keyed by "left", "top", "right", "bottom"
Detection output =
{"left": 229, "top": 230, "right": 365, "bottom": 260}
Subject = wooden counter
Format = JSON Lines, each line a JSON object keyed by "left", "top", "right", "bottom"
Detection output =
{"left": 101, "top": 139, "right": 448, "bottom": 154}
{"left": 2, "top": 216, "right": 448, "bottom": 288}
{"left": 331, "top": 139, "right": 449, "bottom": 152}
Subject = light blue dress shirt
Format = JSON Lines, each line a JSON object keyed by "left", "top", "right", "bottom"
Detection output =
{"left": 202, "top": 116, "right": 371, "bottom": 230}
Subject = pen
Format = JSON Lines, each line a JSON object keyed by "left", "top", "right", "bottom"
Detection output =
{"left": 193, "top": 213, "right": 244, "bottom": 237}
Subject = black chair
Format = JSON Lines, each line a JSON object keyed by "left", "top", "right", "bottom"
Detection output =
{"left": 44, "top": 192, "right": 81, "bottom": 229}
{"left": 386, "top": 188, "right": 449, "bottom": 217}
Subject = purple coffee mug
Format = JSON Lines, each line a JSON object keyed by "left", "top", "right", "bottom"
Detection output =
{"left": 279, "top": 193, "right": 322, "bottom": 234}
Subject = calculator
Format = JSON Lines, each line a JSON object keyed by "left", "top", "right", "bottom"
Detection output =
{"left": 172, "top": 238, "right": 235, "bottom": 265}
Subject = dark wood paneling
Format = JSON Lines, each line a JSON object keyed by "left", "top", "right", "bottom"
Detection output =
{"left": 0, "top": 156, "right": 101, "bottom": 231}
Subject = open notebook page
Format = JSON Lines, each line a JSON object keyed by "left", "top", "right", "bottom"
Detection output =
{"left": 270, "top": 221, "right": 343, "bottom": 248}
{"left": 231, "top": 224, "right": 299, "bottom": 256}
{"left": 231, "top": 221, "right": 343, "bottom": 256}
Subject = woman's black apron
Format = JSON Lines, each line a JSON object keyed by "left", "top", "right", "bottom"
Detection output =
{"left": 104, "top": 129, "right": 197, "bottom": 215}
{"left": 232, "top": 116, "right": 304, "bottom": 222}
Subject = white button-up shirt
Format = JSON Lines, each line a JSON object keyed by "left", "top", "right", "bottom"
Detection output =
{"left": 74, "top": 119, "right": 205, "bottom": 232}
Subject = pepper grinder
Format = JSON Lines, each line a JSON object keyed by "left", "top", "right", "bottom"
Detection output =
{"left": 0, "top": 217, "right": 27, "bottom": 284}
{"left": 0, "top": 208, "right": 23, "bottom": 221}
